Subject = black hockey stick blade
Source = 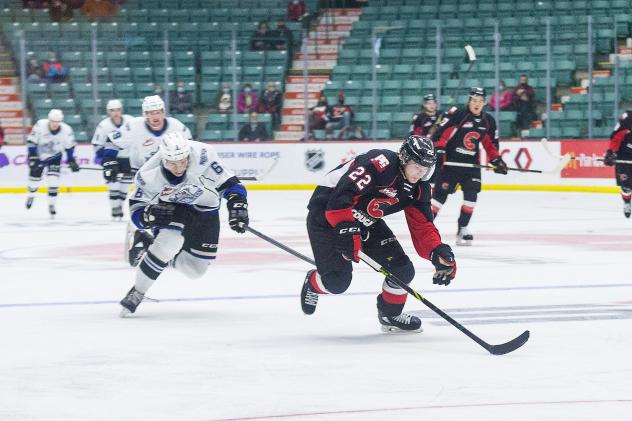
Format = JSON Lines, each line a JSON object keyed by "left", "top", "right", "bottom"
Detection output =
{"left": 488, "top": 330, "right": 530, "bottom": 355}
{"left": 239, "top": 176, "right": 258, "bottom": 181}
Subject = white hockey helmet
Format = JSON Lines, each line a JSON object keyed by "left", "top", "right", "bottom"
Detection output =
{"left": 142, "top": 95, "right": 165, "bottom": 113}
{"left": 48, "top": 109, "right": 64, "bottom": 122}
{"left": 106, "top": 99, "right": 123, "bottom": 111}
{"left": 160, "top": 132, "right": 191, "bottom": 162}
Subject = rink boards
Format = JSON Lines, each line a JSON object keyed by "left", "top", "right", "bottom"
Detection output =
{"left": 0, "top": 140, "right": 617, "bottom": 193}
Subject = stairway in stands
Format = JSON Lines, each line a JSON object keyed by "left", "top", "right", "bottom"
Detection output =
{"left": 275, "top": 8, "right": 361, "bottom": 141}
{"left": 0, "top": 39, "right": 29, "bottom": 144}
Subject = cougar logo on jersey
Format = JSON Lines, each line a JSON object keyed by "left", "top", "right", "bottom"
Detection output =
{"left": 463, "top": 132, "right": 480, "bottom": 150}
{"left": 352, "top": 209, "right": 376, "bottom": 227}
{"left": 367, "top": 197, "right": 399, "bottom": 218}
{"left": 305, "top": 149, "right": 325, "bottom": 172}
{"left": 172, "top": 185, "right": 204, "bottom": 204}
{"left": 379, "top": 187, "right": 398, "bottom": 198}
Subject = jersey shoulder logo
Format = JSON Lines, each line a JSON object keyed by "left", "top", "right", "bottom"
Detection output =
{"left": 370, "top": 154, "right": 390, "bottom": 172}
{"left": 200, "top": 149, "right": 208, "bottom": 166}
{"left": 448, "top": 106, "right": 458, "bottom": 114}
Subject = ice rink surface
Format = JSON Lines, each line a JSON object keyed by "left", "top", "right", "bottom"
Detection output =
{"left": 0, "top": 189, "right": 631, "bottom": 421}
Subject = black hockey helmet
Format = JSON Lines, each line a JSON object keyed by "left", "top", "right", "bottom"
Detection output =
{"left": 399, "top": 135, "right": 437, "bottom": 182}
{"left": 423, "top": 93, "right": 436, "bottom": 102}
{"left": 469, "top": 87, "right": 486, "bottom": 99}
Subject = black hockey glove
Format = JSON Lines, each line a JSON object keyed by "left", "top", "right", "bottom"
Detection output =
{"left": 142, "top": 202, "right": 189, "bottom": 229}
{"left": 227, "top": 194, "right": 249, "bottom": 233}
{"left": 490, "top": 156, "right": 508, "bottom": 175}
{"left": 435, "top": 147, "right": 446, "bottom": 169}
{"left": 68, "top": 158, "right": 80, "bottom": 172}
{"left": 604, "top": 149, "right": 617, "bottom": 166}
{"left": 102, "top": 158, "right": 119, "bottom": 182}
{"left": 28, "top": 156, "right": 41, "bottom": 169}
{"left": 335, "top": 220, "right": 362, "bottom": 263}
{"left": 430, "top": 243, "right": 456, "bottom": 286}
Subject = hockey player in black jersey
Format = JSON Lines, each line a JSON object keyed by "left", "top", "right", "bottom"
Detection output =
{"left": 431, "top": 87, "right": 508, "bottom": 246}
{"left": 301, "top": 135, "right": 457, "bottom": 333}
{"left": 603, "top": 111, "right": 632, "bottom": 218}
{"left": 409, "top": 94, "right": 442, "bottom": 137}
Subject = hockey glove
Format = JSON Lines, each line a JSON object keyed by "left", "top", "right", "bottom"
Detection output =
{"left": 490, "top": 156, "right": 508, "bottom": 175}
{"left": 68, "top": 158, "right": 80, "bottom": 172}
{"left": 430, "top": 243, "right": 456, "bottom": 286}
{"left": 102, "top": 158, "right": 119, "bottom": 182}
{"left": 28, "top": 156, "right": 41, "bottom": 169}
{"left": 227, "top": 194, "right": 249, "bottom": 233}
{"left": 142, "top": 202, "right": 188, "bottom": 229}
{"left": 604, "top": 149, "right": 617, "bottom": 166}
{"left": 335, "top": 220, "right": 362, "bottom": 263}
{"left": 435, "top": 147, "right": 446, "bottom": 169}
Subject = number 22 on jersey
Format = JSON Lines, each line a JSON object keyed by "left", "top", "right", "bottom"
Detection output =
{"left": 348, "top": 166, "right": 372, "bottom": 190}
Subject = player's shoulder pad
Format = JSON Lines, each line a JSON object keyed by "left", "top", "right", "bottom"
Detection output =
{"left": 135, "top": 171, "right": 146, "bottom": 187}
{"left": 621, "top": 112, "right": 629, "bottom": 122}
{"left": 412, "top": 114, "right": 419, "bottom": 121}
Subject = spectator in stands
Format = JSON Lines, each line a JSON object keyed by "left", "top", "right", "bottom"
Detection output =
{"left": 81, "top": 0, "right": 118, "bottom": 19}
{"left": 512, "top": 74, "right": 537, "bottom": 132}
{"left": 250, "top": 21, "right": 275, "bottom": 51}
{"left": 325, "top": 90, "right": 354, "bottom": 140}
{"left": 49, "top": 0, "right": 74, "bottom": 22}
{"left": 489, "top": 80, "right": 513, "bottom": 111}
{"left": 27, "top": 57, "right": 44, "bottom": 83}
{"left": 153, "top": 83, "right": 165, "bottom": 99}
{"left": 238, "top": 83, "right": 258, "bottom": 114}
{"left": 42, "top": 52, "right": 67, "bottom": 83}
{"left": 23, "top": 0, "right": 47, "bottom": 7}
{"left": 306, "top": 93, "right": 329, "bottom": 139}
{"left": 287, "top": 0, "right": 306, "bottom": 21}
{"left": 238, "top": 112, "right": 269, "bottom": 142}
{"left": 272, "top": 18, "right": 294, "bottom": 51}
{"left": 257, "top": 82, "right": 283, "bottom": 129}
{"left": 169, "top": 81, "right": 193, "bottom": 114}
{"left": 215, "top": 83, "right": 233, "bottom": 114}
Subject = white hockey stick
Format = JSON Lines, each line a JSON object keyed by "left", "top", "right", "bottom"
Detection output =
{"left": 538, "top": 138, "right": 572, "bottom": 172}
{"left": 540, "top": 137, "right": 632, "bottom": 165}
{"left": 237, "top": 155, "right": 280, "bottom": 181}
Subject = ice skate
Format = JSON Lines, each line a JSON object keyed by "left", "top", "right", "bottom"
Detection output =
{"left": 128, "top": 229, "right": 153, "bottom": 267}
{"left": 119, "top": 286, "right": 144, "bottom": 317}
{"left": 25, "top": 197, "right": 34, "bottom": 209}
{"left": 378, "top": 310, "right": 423, "bottom": 333}
{"left": 300, "top": 269, "right": 319, "bottom": 315}
{"left": 112, "top": 206, "right": 124, "bottom": 221}
{"left": 624, "top": 202, "right": 631, "bottom": 218}
{"left": 456, "top": 226, "right": 473, "bottom": 246}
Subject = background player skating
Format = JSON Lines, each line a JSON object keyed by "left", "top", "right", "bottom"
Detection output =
{"left": 91, "top": 99, "right": 134, "bottom": 220}
{"left": 301, "top": 135, "right": 457, "bottom": 333}
{"left": 119, "top": 132, "right": 249, "bottom": 316}
{"left": 430, "top": 87, "right": 508, "bottom": 246}
{"left": 25, "top": 109, "right": 79, "bottom": 217}
{"left": 102, "top": 95, "right": 192, "bottom": 265}
{"left": 603, "top": 111, "right": 632, "bottom": 218}
{"left": 409, "top": 94, "right": 442, "bottom": 137}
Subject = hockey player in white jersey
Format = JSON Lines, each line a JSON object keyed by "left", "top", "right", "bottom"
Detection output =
{"left": 101, "top": 95, "right": 192, "bottom": 265}
{"left": 91, "top": 99, "right": 134, "bottom": 220}
{"left": 25, "top": 109, "right": 79, "bottom": 217}
{"left": 119, "top": 132, "right": 249, "bottom": 316}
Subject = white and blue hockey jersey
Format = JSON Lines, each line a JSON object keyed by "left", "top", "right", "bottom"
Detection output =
{"left": 27, "top": 119, "right": 76, "bottom": 162}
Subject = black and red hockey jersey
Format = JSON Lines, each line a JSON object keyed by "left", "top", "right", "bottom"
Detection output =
{"left": 307, "top": 149, "right": 443, "bottom": 260}
{"left": 409, "top": 110, "right": 442, "bottom": 137}
{"left": 432, "top": 105, "right": 500, "bottom": 164}
{"left": 609, "top": 111, "right": 632, "bottom": 160}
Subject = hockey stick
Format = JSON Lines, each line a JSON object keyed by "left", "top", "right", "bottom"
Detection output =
{"left": 447, "top": 45, "right": 477, "bottom": 105}
{"left": 540, "top": 137, "right": 631, "bottom": 166}
{"left": 596, "top": 158, "right": 632, "bottom": 165}
{"left": 245, "top": 225, "right": 530, "bottom": 355}
{"left": 443, "top": 161, "right": 545, "bottom": 173}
